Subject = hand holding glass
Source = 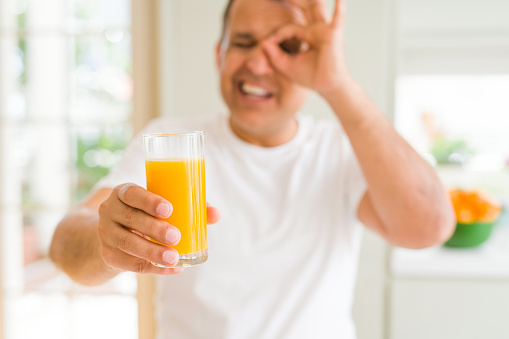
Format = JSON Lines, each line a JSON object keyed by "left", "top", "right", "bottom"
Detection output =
{"left": 144, "top": 132, "right": 207, "bottom": 268}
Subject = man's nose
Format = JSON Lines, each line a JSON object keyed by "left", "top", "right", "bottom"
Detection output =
{"left": 245, "top": 46, "right": 273, "bottom": 75}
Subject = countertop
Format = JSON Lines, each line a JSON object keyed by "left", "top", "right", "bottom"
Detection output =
{"left": 391, "top": 213, "right": 509, "bottom": 279}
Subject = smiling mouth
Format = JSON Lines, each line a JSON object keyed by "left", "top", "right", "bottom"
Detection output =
{"left": 238, "top": 81, "right": 273, "bottom": 100}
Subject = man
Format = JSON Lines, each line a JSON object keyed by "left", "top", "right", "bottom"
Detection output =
{"left": 50, "top": 0, "right": 455, "bottom": 338}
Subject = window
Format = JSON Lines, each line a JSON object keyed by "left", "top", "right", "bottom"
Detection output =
{"left": 395, "top": 0, "right": 509, "bottom": 200}
{"left": 396, "top": 76, "right": 509, "bottom": 163}
{"left": 0, "top": 0, "right": 137, "bottom": 338}
{"left": 396, "top": 75, "right": 509, "bottom": 190}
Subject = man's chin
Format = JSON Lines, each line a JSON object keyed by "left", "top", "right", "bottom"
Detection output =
{"left": 228, "top": 111, "right": 299, "bottom": 147}
{"left": 229, "top": 109, "right": 275, "bottom": 130}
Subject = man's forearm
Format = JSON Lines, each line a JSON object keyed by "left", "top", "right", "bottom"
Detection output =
{"left": 323, "top": 78, "right": 454, "bottom": 244}
{"left": 50, "top": 207, "right": 119, "bottom": 286}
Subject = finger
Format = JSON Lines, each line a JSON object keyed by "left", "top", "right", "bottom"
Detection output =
{"left": 263, "top": 38, "right": 297, "bottom": 76}
{"left": 112, "top": 224, "right": 180, "bottom": 267}
{"left": 309, "top": 0, "right": 329, "bottom": 23}
{"left": 116, "top": 183, "right": 173, "bottom": 219}
{"left": 264, "top": 24, "right": 311, "bottom": 62}
{"left": 268, "top": 23, "right": 311, "bottom": 48}
{"left": 102, "top": 247, "right": 185, "bottom": 275}
{"left": 129, "top": 228, "right": 151, "bottom": 240}
{"left": 332, "top": 0, "right": 345, "bottom": 28}
{"left": 207, "top": 204, "right": 221, "bottom": 225}
{"left": 285, "top": 0, "right": 327, "bottom": 24}
{"left": 110, "top": 201, "right": 181, "bottom": 245}
{"left": 283, "top": 0, "right": 313, "bottom": 24}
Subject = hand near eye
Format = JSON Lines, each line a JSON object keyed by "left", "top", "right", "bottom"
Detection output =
{"left": 262, "top": 0, "right": 350, "bottom": 97}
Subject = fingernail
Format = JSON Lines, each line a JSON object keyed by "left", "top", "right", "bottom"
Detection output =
{"left": 300, "top": 41, "right": 310, "bottom": 52}
{"left": 166, "top": 228, "right": 181, "bottom": 245}
{"left": 157, "top": 203, "right": 171, "bottom": 217}
{"left": 163, "top": 251, "right": 179, "bottom": 266}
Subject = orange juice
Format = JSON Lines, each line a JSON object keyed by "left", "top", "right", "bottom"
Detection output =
{"left": 145, "top": 158, "right": 207, "bottom": 255}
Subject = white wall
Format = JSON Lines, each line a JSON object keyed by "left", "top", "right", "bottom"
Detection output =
{"left": 159, "top": 0, "right": 225, "bottom": 119}
{"left": 399, "top": 0, "right": 509, "bottom": 75}
{"left": 158, "top": 1, "right": 395, "bottom": 339}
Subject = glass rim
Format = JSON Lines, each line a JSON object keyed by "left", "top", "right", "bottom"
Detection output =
{"left": 143, "top": 131, "right": 204, "bottom": 138}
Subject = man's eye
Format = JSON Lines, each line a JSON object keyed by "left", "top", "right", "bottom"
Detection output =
{"left": 232, "top": 42, "right": 256, "bottom": 49}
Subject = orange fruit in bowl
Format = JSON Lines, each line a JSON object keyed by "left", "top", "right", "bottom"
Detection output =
{"left": 445, "top": 189, "right": 502, "bottom": 248}
{"left": 449, "top": 189, "right": 502, "bottom": 223}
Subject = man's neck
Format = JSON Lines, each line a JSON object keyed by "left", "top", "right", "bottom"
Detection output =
{"left": 228, "top": 117, "right": 299, "bottom": 147}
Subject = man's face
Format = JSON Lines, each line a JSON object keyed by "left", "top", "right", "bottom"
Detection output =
{"left": 217, "top": 0, "right": 308, "bottom": 138}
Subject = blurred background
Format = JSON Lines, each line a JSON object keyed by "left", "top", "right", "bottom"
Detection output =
{"left": 0, "top": 0, "right": 508, "bottom": 338}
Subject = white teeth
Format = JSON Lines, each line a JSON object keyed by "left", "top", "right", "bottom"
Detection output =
{"left": 241, "top": 82, "right": 270, "bottom": 97}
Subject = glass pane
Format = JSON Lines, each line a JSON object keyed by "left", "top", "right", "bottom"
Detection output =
{"left": 22, "top": 213, "right": 40, "bottom": 266}
{"left": 14, "top": 0, "right": 28, "bottom": 30}
{"left": 24, "top": 34, "right": 68, "bottom": 120}
{"left": 69, "top": 0, "right": 131, "bottom": 32}
{"left": 71, "top": 34, "right": 132, "bottom": 124}
{"left": 9, "top": 37, "right": 28, "bottom": 120}
{"left": 0, "top": 36, "right": 26, "bottom": 121}
{"left": 0, "top": 124, "right": 25, "bottom": 289}
{"left": 395, "top": 75, "right": 509, "bottom": 169}
{"left": 20, "top": 123, "right": 70, "bottom": 209}
{"left": 25, "top": 0, "right": 65, "bottom": 30}
{"left": 2, "top": 124, "right": 24, "bottom": 205}
{"left": 0, "top": 0, "right": 24, "bottom": 30}
{"left": 19, "top": 122, "right": 70, "bottom": 267}
{"left": 23, "top": 209, "right": 66, "bottom": 266}
{"left": 72, "top": 124, "right": 132, "bottom": 203}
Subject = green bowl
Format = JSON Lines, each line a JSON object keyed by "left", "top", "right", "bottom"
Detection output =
{"left": 443, "top": 220, "right": 497, "bottom": 248}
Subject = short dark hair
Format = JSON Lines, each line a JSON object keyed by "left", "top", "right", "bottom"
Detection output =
{"left": 221, "top": 0, "right": 236, "bottom": 40}
{"left": 221, "top": 0, "right": 283, "bottom": 40}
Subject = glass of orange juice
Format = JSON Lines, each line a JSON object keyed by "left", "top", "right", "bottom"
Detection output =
{"left": 143, "top": 132, "right": 207, "bottom": 268}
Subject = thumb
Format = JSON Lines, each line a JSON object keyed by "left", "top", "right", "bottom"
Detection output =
{"left": 206, "top": 203, "right": 221, "bottom": 225}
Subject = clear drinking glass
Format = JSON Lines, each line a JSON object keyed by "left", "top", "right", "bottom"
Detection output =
{"left": 143, "top": 132, "right": 207, "bottom": 267}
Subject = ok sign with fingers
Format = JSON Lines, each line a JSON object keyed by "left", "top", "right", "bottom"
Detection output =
{"left": 262, "top": 0, "right": 349, "bottom": 97}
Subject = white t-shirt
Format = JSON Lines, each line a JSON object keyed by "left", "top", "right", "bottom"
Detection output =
{"left": 96, "top": 113, "right": 367, "bottom": 339}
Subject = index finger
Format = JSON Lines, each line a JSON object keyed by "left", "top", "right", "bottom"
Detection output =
{"left": 331, "top": 0, "right": 345, "bottom": 28}
{"left": 265, "top": 23, "right": 311, "bottom": 54}
{"left": 282, "top": 0, "right": 313, "bottom": 23}
{"left": 116, "top": 183, "right": 173, "bottom": 219}
{"left": 284, "top": 0, "right": 328, "bottom": 24}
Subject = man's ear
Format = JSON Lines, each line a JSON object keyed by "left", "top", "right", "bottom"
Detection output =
{"left": 215, "top": 42, "right": 223, "bottom": 71}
